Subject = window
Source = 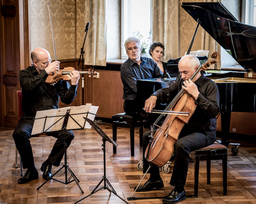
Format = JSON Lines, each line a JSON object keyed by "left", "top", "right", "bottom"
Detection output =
{"left": 121, "top": 0, "right": 152, "bottom": 59}
{"left": 242, "top": 0, "right": 256, "bottom": 25}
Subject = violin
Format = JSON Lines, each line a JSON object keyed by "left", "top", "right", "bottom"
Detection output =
{"left": 45, "top": 67, "right": 97, "bottom": 84}
{"left": 46, "top": 3, "right": 96, "bottom": 85}
{"left": 145, "top": 52, "right": 220, "bottom": 167}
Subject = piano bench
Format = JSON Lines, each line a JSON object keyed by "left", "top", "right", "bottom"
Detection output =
{"left": 112, "top": 113, "right": 145, "bottom": 157}
{"left": 194, "top": 142, "right": 228, "bottom": 197}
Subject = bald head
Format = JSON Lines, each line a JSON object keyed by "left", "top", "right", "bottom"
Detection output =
{"left": 179, "top": 55, "right": 200, "bottom": 69}
{"left": 31, "top": 47, "right": 50, "bottom": 63}
{"left": 31, "top": 47, "right": 52, "bottom": 73}
{"left": 178, "top": 55, "right": 201, "bottom": 81}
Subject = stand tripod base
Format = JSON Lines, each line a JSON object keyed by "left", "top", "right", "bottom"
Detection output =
{"left": 75, "top": 176, "right": 128, "bottom": 204}
{"left": 37, "top": 164, "right": 84, "bottom": 194}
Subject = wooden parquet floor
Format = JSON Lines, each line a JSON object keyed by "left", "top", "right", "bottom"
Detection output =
{"left": 0, "top": 124, "right": 256, "bottom": 204}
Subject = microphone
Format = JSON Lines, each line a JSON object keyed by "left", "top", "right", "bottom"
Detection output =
{"left": 85, "top": 22, "right": 90, "bottom": 32}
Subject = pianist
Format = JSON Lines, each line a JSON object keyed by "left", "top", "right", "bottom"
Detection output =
{"left": 137, "top": 54, "right": 220, "bottom": 204}
{"left": 121, "top": 37, "right": 162, "bottom": 115}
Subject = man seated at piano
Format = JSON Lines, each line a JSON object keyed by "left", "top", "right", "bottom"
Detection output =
{"left": 137, "top": 54, "right": 220, "bottom": 203}
{"left": 121, "top": 37, "right": 162, "bottom": 115}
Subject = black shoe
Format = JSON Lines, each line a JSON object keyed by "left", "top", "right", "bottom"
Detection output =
{"left": 40, "top": 161, "right": 52, "bottom": 180}
{"left": 136, "top": 179, "right": 164, "bottom": 192}
{"left": 162, "top": 190, "right": 186, "bottom": 203}
{"left": 18, "top": 169, "right": 38, "bottom": 184}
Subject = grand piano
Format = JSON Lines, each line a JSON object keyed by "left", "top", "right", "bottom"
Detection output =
{"left": 181, "top": 2, "right": 256, "bottom": 146}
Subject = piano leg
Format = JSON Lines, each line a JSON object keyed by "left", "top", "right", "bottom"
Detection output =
{"left": 219, "top": 111, "right": 241, "bottom": 155}
{"left": 219, "top": 111, "right": 231, "bottom": 146}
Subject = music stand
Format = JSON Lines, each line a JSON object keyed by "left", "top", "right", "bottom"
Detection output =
{"left": 36, "top": 106, "right": 96, "bottom": 193}
{"left": 75, "top": 118, "right": 129, "bottom": 204}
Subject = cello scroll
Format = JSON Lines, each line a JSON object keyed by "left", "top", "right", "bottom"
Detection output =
{"left": 200, "top": 52, "right": 220, "bottom": 72}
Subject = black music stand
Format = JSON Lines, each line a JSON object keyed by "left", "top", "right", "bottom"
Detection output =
{"left": 36, "top": 107, "right": 93, "bottom": 193}
{"left": 75, "top": 118, "right": 129, "bottom": 204}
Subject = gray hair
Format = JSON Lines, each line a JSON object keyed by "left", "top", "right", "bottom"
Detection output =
{"left": 179, "top": 54, "right": 200, "bottom": 68}
{"left": 124, "top": 37, "right": 141, "bottom": 50}
{"left": 31, "top": 50, "right": 38, "bottom": 62}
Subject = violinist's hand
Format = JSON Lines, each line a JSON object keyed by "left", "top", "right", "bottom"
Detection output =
{"left": 45, "top": 61, "right": 60, "bottom": 74}
{"left": 70, "top": 70, "right": 80, "bottom": 85}
{"left": 182, "top": 79, "right": 200, "bottom": 100}
{"left": 144, "top": 96, "right": 157, "bottom": 113}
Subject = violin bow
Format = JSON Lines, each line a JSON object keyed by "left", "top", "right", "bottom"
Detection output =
{"left": 151, "top": 109, "right": 190, "bottom": 116}
{"left": 47, "top": 2, "right": 57, "bottom": 61}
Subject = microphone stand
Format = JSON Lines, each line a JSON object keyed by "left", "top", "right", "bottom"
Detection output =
{"left": 176, "top": 19, "right": 200, "bottom": 82}
{"left": 78, "top": 22, "right": 90, "bottom": 105}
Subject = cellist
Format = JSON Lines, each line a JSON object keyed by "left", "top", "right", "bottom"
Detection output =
{"left": 137, "top": 54, "right": 220, "bottom": 204}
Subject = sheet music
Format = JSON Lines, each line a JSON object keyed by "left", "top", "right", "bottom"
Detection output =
{"left": 66, "top": 104, "right": 91, "bottom": 130}
{"left": 32, "top": 107, "right": 68, "bottom": 135}
{"left": 31, "top": 104, "right": 99, "bottom": 135}
{"left": 186, "top": 50, "right": 209, "bottom": 57}
{"left": 85, "top": 105, "right": 99, "bottom": 129}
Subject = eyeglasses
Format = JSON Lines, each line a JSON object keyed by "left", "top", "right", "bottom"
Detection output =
{"left": 41, "top": 59, "right": 52, "bottom": 66}
{"left": 127, "top": 46, "right": 139, "bottom": 51}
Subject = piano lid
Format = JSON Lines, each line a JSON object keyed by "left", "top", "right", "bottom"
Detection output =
{"left": 182, "top": 2, "right": 256, "bottom": 72}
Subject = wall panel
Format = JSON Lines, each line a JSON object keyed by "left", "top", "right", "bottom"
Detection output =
{"left": 83, "top": 67, "right": 124, "bottom": 118}
{"left": 1, "top": 0, "right": 20, "bottom": 127}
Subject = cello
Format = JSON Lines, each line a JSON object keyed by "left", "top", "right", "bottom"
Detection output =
{"left": 145, "top": 52, "right": 220, "bottom": 167}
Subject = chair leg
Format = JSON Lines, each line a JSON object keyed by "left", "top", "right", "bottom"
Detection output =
{"left": 139, "top": 123, "right": 143, "bottom": 147}
{"left": 207, "top": 157, "right": 211, "bottom": 184}
{"left": 20, "top": 156, "right": 23, "bottom": 176}
{"left": 130, "top": 124, "right": 134, "bottom": 157}
{"left": 194, "top": 155, "right": 200, "bottom": 197}
{"left": 223, "top": 152, "right": 227, "bottom": 195}
{"left": 15, "top": 148, "right": 23, "bottom": 176}
{"left": 113, "top": 122, "right": 117, "bottom": 154}
{"left": 15, "top": 148, "right": 18, "bottom": 168}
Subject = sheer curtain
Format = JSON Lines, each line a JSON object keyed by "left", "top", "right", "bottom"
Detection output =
{"left": 29, "top": 0, "right": 106, "bottom": 66}
{"left": 152, "top": 0, "right": 220, "bottom": 69}
{"left": 152, "top": 0, "right": 180, "bottom": 61}
{"left": 80, "top": 0, "right": 107, "bottom": 66}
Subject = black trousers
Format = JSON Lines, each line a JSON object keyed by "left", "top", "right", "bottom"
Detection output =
{"left": 12, "top": 118, "right": 74, "bottom": 169}
{"left": 142, "top": 128, "right": 216, "bottom": 187}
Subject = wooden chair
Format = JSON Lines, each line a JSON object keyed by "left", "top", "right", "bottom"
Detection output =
{"left": 194, "top": 141, "right": 228, "bottom": 197}
{"left": 15, "top": 90, "right": 47, "bottom": 176}
{"left": 15, "top": 90, "right": 23, "bottom": 175}
{"left": 112, "top": 113, "right": 146, "bottom": 157}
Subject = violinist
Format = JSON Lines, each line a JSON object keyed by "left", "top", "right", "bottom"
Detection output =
{"left": 12, "top": 47, "right": 80, "bottom": 184}
{"left": 138, "top": 54, "right": 220, "bottom": 203}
